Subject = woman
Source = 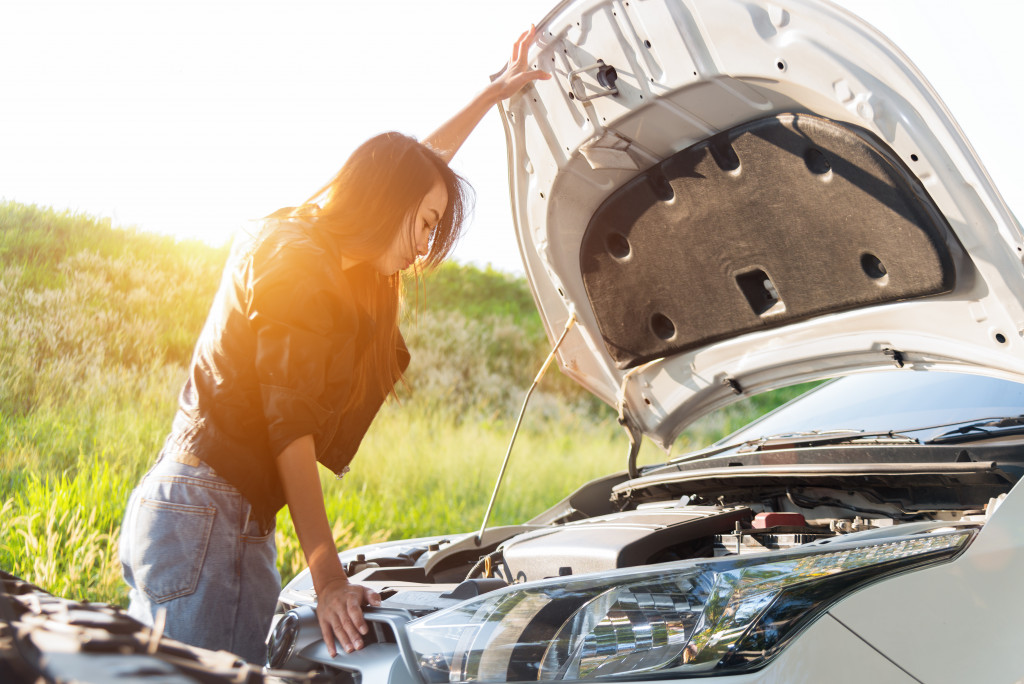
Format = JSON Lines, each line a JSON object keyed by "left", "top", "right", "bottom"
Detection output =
{"left": 119, "top": 27, "right": 549, "bottom": 663}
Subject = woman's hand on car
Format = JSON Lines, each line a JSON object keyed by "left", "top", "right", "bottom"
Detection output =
{"left": 487, "top": 25, "right": 551, "bottom": 102}
{"left": 316, "top": 577, "right": 382, "bottom": 657}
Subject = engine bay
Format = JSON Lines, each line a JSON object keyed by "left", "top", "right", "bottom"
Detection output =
{"left": 278, "top": 448, "right": 1018, "bottom": 620}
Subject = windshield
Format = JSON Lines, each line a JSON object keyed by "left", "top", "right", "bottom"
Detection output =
{"left": 718, "top": 371, "right": 1024, "bottom": 446}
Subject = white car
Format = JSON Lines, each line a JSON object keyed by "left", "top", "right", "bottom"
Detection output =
{"left": 267, "top": 0, "right": 1024, "bottom": 682}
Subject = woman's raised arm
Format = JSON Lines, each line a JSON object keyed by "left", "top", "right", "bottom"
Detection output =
{"left": 424, "top": 25, "right": 550, "bottom": 163}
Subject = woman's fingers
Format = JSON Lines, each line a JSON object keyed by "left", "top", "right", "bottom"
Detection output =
{"left": 317, "top": 582, "right": 379, "bottom": 656}
{"left": 363, "top": 585, "right": 382, "bottom": 607}
{"left": 318, "top": 612, "right": 342, "bottom": 657}
{"left": 511, "top": 26, "right": 536, "bottom": 72}
{"left": 347, "top": 594, "right": 369, "bottom": 637}
{"left": 511, "top": 26, "right": 532, "bottom": 64}
{"left": 319, "top": 605, "right": 361, "bottom": 655}
{"left": 490, "top": 25, "right": 550, "bottom": 101}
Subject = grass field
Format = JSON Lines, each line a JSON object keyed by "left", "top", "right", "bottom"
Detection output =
{"left": 0, "top": 201, "right": 813, "bottom": 606}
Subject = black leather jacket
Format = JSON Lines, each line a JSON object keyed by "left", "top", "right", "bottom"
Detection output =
{"left": 165, "top": 216, "right": 408, "bottom": 529}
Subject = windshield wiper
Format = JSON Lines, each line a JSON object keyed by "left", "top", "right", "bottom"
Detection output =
{"left": 928, "top": 415, "right": 1024, "bottom": 444}
{"left": 667, "top": 429, "right": 917, "bottom": 467}
{"left": 734, "top": 429, "right": 918, "bottom": 453}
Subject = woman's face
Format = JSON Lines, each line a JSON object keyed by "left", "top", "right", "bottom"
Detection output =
{"left": 372, "top": 176, "right": 449, "bottom": 276}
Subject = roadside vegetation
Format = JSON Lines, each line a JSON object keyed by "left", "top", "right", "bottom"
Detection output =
{"left": 0, "top": 201, "right": 813, "bottom": 604}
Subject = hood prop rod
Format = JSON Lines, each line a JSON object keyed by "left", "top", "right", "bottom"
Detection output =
{"left": 618, "top": 360, "right": 660, "bottom": 479}
{"left": 475, "top": 310, "right": 577, "bottom": 546}
{"left": 624, "top": 420, "right": 643, "bottom": 480}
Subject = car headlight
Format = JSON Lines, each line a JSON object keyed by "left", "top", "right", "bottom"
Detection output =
{"left": 407, "top": 530, "right": 972, "bottom": 681}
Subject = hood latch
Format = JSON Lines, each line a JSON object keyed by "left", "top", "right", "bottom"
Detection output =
{"left": 569, "top": 60, "right": 619, "bottom": 102}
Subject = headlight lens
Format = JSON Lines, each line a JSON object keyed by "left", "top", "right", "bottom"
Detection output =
{"left": 408, "top": 530, "right": 972, "bottom": 681}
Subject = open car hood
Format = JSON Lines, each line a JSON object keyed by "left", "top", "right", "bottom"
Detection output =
{"left": 501, "top": 0, "right": 1024, "bottom": 449}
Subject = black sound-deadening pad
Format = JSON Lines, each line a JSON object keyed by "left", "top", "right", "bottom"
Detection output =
{"left": 579, "top": 113, "right": 957, "bottom": 369}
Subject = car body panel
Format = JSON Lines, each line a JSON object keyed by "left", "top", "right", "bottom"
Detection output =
{"left": 501, "top": 0, "right": 1024, "bottom": 448}
{"left": 829, "top": 479, "right": 1024, "bottom": 683}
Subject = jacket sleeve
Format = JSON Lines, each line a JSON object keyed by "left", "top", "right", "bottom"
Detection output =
{"left": 247, "top": 242, "right": 358, "bottom": 459}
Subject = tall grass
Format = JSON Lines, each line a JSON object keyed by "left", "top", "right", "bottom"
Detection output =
{"left": 0, "top": 201, "right": 808, "bottom": 606}
{"left": 1, "top": 458, "right": 128, "bottom": 603}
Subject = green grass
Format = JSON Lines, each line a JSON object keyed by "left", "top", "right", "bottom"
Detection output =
{"left": 0, "top": 201, "right": 812, "bottom": 606}
{"left": 2, "top": 458, "right": 128, "bottom": 603}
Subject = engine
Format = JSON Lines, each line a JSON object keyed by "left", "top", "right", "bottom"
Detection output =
{"left": 275, "top": 484, "right": 990, "bottom": 617}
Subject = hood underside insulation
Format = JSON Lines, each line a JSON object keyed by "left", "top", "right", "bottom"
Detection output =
{"left": 580, "top": 114, "right": 959, "bottom": 368}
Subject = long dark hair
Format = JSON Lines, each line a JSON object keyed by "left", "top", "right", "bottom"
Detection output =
{"left": 295, "top": 132, "right": 474, "bottom": 405}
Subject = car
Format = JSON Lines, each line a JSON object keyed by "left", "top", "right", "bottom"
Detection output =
{"left": 266, "top": 0, "right": 1024, "bottom": 682}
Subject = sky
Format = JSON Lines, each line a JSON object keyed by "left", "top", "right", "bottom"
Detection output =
{"left": 2, "top": 0, "right": 1022, "bottom": 274}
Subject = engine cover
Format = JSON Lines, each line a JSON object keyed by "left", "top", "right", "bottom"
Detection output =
{"left": 500, "top": 505, "right": 751, "bottom": 582}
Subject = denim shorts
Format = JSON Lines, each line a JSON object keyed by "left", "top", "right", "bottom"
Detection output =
{"left": 119, "top": 448, "right": 281, "bottom": 664}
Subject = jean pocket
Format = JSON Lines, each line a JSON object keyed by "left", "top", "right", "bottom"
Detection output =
{"left": 241, "top": 525, "right": 275, "bottom": 544}
{"left": 132, "top": 498, "right": 216, "bottom": 603}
